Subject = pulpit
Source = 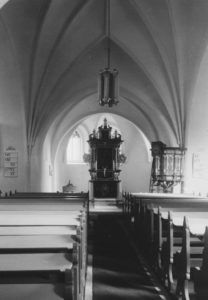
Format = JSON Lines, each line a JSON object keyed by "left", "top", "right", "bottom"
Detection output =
{"left": 88, "top": 118, "right": 123, "bottom": 200}
{"left": 150, "top": 141, "right": 186, "bottom": 193}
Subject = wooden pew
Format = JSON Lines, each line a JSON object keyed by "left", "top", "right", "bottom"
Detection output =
{"left": 5, "top": 191, "right": 88, "bottom": 200}
{"left": 126, "top": 193, "right": 208, "bottom": 245}
{"left": 141, "top": 205, "right": 206, "bottom": 296}
{"left": 168, "top": 215, "right": 208, "bottom": 300}
{"left": 123, "top": 193, "right": 208, "bottom": 300}
{"left": 0, "top": 226, "right": 77, "bottom": 236}
{"left": 0, "top": 196, "right": 88, "bottom": 300}
{"left": 158, "top": 214, "right": 203, "bottom": 296}
{"left": 145, "top": 210, "right": 204, "bottom": 299}
{"left": 0, "top": 197, "right": 86, "bottom": 205}
{"left": 193, "top": 227, "right": 208, "bottom": 300}
{"left": 0, "top": 219, "right": 86, "bottom": 300}
{"left": 0, "top": 197, "right": 86, "bottom": 212}
{"left": 0, "top": 244, "right": 77, "bottom": 300}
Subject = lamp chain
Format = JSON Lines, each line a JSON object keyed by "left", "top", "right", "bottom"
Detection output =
{"left": 106, "top": 0, "right": 110, "bottom": 69}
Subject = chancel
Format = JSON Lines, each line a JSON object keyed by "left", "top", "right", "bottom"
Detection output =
{"left": 2, "top": 0, "right": 208, "bottom": 299}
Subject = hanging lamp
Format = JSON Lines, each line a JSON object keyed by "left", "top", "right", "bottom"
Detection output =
{"left": 98, "top": 0, "right": 119, "bottom": 107}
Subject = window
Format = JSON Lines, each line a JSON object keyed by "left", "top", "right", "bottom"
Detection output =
{"left": 66, "top": 131, "right": 83, "bottom": 164}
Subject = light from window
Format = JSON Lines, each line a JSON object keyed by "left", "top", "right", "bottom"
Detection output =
{"left": 67, "top": 131, "right": 82, "bottom": 163}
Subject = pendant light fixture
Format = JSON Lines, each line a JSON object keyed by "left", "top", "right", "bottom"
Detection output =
{"left": 98, "top": 0, "right": 119, "bottom": 107}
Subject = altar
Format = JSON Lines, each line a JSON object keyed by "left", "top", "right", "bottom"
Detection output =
{"left": 88, "top": 119, "right": 123, "bottom": 200}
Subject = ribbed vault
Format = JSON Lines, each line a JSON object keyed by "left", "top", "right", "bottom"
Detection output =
{"left": 1, "top": 0, "right": 208, "bottom": 154}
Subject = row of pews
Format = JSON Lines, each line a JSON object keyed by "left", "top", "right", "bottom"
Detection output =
{"left": 123, "top": 192, "right": 208, "bottom": 300}
{"left": 0, "top": 191, "right": 88, "bottom": 300}
{"left": 0, "top": 190, "right": 87, "bottom": 198}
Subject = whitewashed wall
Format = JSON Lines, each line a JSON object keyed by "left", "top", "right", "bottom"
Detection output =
{"left": 185, "top": 49, "right": 208, "bottom": 195}
{"left": 0, "top": 22, "right": 27, "bottom": 193}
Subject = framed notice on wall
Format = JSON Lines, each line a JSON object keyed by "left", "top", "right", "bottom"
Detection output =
{"left": 192, "top": 152, "right": 208, "bottom": 180}
{"left": 3, "top": 148, "right": 18, "bottom": 177}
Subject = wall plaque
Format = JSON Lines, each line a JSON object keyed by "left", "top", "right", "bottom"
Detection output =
{"left": 192, "top": 152, "right": 208, "bottom": 180}
{"left": 4, "top": 148, "right": 18, "bottom": 177}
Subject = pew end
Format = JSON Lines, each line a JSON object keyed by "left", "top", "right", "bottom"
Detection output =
{"left": 193, "top": 226, "right": 208, "bottom": 300}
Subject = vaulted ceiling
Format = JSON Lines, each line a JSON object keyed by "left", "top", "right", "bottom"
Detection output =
{"left": 1, "top": 0, "right": 208, "bottom": 152}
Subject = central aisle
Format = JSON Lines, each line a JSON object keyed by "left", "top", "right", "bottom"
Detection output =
{"left": 89, "top": 213, "right": 168, "bottom": 300}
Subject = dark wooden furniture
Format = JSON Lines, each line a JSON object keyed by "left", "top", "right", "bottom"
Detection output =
{"left": 123, "top": 193, "right": 208, "bottom": 300}
{"left": 88, "top": 118, "right": 123, "bottom": 199}
{"left": 150, "top": 141, "right": 186, "bottom": 193}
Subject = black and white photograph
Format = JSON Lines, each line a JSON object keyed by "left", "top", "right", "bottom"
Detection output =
{"left": 0, "top": 0, "right": 208, "bottom": 299}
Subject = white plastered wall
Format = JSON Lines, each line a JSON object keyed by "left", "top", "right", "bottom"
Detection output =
{"left": 0, "top": 20, "right": 27, "bottom": 193}
{"left": 185, "top": 47, "right": 208, "bottom": 195}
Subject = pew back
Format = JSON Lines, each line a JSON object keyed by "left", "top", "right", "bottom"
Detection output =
{"left": 0, "top": 193, "right": 88, "bottom": 300}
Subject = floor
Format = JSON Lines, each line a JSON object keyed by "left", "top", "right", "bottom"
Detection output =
{"left": 87, "top": 211, "right": 170, "bottom": 300}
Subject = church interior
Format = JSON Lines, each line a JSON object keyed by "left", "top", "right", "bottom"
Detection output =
{"left": 1, "top": 0, "right": 208, "bottom": 299}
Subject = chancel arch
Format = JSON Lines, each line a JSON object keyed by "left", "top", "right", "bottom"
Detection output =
{"left": 44, "top": 113, "right": 152, "bottom": 194}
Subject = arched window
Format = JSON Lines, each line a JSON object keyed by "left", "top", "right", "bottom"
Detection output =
{"left": 66, "top": 131, "right": 83, "bottom": 164}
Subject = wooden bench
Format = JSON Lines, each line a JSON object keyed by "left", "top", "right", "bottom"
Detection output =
{"left": 0, "top": 245, "right": 76, "bottom": 300}
{"left": 192, "top": 227, "right": 208, "bottom": 300}
{"left": 0, "top": 197, "right": 86, "bottom": 205}
{"left": 126, "top": 193, "right": 208, "bottom": 245}
{"left": 158, "top": 212, "right": 204, "bottom": 297}
{"left": 0, "top": 225, "right": 77, "bottom": 236}
{"left": 141, "top": 203, "right": 207, "bottom": 299}
{"left": 0, "top": 194, "right": 88, "bottom": 300}
{"left": 123, "top": 193, "right": 208, "bottom": 300}
{"left": 5, "top": 192, "right": 88, "bottom": 200}
{"left": 0, "top": 222, "right": 86, "bottom": 300}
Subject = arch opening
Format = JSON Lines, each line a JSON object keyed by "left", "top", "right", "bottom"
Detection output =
{"left": 48, "top": 113, "right": 152, "bottom": 193}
